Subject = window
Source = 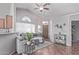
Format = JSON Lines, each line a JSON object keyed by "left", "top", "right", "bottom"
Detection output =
{"left": 22, "top": 16, "right": 31, "bottom": 22}
{"left": 37, "top": 25, "right": 42, "bottom": 33}
{"left": 16, "top": 22, "right": 35, "bottom": 33}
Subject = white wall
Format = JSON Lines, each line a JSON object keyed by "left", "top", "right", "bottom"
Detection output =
{"left": 53, "top": 13, "right": 79, "bottom": 46}
{"left": 52, "top": 15, "right": 72, "bottom": 46}
{"left": 0, "top": 3, "right": 11, "bottom": 18}
{"left": 48, "top": 19, "right": 54, "bottom": 43}
{"left": 10, "top": 3, "right": 16, "bottom": 32}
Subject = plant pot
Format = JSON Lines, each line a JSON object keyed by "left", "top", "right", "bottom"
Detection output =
{"left": 27, "top": 41, "right": 31, "bottom": 45}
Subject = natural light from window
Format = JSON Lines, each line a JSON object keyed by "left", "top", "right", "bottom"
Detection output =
{"left": 16, "top": 22, "right": 35, "bottom": 33}
{"left": 22, "top": 16, "right": 31, "bottom": 22}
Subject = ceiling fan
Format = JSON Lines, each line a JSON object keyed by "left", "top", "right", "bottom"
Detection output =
{"left": 34, "top": 3, "right": 50, "bottom": 12}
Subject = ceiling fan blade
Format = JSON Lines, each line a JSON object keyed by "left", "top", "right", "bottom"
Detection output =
{"left": 35, "top": 3, "right": 40, "bottom": 7}
{"left": 43, "top": 3, "right": 50, "bottom": 6}
{"left": 34, "top": 8, "right": 38, "bottom": 10}
{"left": 44, "top": 8, "right": 49, "bottom": 10}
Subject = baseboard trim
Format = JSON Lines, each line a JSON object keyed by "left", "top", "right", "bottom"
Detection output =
{"left": 9, "top": 50, "right": 16, "bottom": 55}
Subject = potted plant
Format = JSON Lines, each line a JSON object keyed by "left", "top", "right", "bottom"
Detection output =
{"left": 26, "top": 32, "right": 33, "bottom": 45}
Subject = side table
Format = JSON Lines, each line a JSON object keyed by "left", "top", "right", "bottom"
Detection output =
{"left": 24, "top": 42, "right": 35, "bottom": 55}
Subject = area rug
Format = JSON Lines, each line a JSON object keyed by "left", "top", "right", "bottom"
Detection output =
{"left": 33, "top": 41, "right": 52, "bottom": 52}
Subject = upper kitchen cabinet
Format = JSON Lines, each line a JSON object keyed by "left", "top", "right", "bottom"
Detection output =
{"left": 6, "top": 15, "right": 12, "bottom": 29}
{"left": 0, "top": 19, "right": 5, "bottom": 29}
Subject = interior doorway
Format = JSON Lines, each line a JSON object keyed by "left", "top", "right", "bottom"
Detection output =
{"left": 43, "top": 24, "right": 48, "bottom": 39}
{"left": 71, "top": 21, "right": 79, "bottom": 46}
{"left": 42, "top": 21, "right": 48, "bottom": 41}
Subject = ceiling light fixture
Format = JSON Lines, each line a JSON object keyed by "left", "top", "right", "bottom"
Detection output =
{"left": 39, "top": 6, "right": 44, "bottom": 12}
{"left": 34, "top": 3, "right": 50, "bottom": 12}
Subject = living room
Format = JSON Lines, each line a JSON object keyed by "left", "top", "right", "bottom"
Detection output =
{"left": 0, "top": 3, "right": 52, "bottom": 55}
{"left": 0, "top": 3, "right": 79, "bottom": 55}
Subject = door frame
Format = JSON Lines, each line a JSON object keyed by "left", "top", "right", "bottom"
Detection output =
{"left": 71, "top": 20, "right": 79, "bottom": 46}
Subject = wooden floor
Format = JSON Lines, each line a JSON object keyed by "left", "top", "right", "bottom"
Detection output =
{"left": 33, "top": 42, "right": 79, "bottom": 55}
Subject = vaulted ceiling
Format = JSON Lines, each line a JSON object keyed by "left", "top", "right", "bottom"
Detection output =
{"left": 15, "top": 3, "right": 79, "bottom": 20}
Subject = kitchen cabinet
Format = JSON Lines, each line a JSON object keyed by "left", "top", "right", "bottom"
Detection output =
{"left": 0, "top": 15, "right": 12, "bottom": 29}
{"left": 0, "top": 19, "right": 5, "bottom": 29}
{"left": 0, "top": 15, "right": 13, "bottom": 33}
{"left": 6, "top": 15, "right": 12, "bottom": 29}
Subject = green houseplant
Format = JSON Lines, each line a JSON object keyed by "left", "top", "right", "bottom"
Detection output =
{"left": 26, "top": 32, "right": 33, "bottom": 45}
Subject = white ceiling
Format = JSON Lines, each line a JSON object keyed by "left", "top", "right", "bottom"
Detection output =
{"left": 15, "top": 3, "right": 79, "bottom": 19}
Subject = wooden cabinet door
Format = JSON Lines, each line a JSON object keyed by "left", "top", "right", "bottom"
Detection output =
{"left": 6, "top": 15, "right": 12, "bottom": 29}
{"left": 0, "top": 19, "right": 5, "bottom": 29}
